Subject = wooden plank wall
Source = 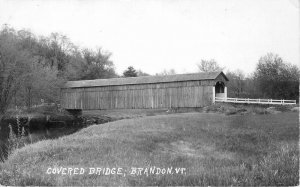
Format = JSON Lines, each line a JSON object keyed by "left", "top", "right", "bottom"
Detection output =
{"left": 61, "top": 80, "right": 215, "bottom": 109}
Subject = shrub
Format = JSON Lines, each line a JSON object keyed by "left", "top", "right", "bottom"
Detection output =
{"left": 225, "top": 109, "right": 237, "bottom": 115}
{"left": 204, "top": 104, "right": 225, "bottom": 113}
{"left": 274, "top": 105, "right": 293, "bottom": 112}
{"left": 8, "top": 125, "right": 27, "bottom": 154}
{"left": 1, "top": 114, "right": 28, "bottom": 162}
{"left": 0, "top": 145, "right": 6, "bottom": 162}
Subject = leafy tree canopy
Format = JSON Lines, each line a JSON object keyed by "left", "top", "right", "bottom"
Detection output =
{"left": 254, "top": 53, "right": 299, "bottom": 100}
{"left": 0, "top": 25, "right": 117, "bottom": 113}
{"left": 123, "top": 66, "right": 138, "bottom": 77}
{"left": 197, "top": 59, "right": 224, "bottom": 72}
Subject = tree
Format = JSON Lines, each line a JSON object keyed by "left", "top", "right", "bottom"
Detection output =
{"left": 64, "top": 48, "right": 117, "bottom": 81}
{"left": 226, "top": 70, "right": 246, "bottom": 97}
{"left": 20, "top": 61, "right": 63, "bottom": 107}
{"left": 0, "top": 26, "right": 35, "bottom": 114}
{"left": 155, "top": 69, "right": 176, "bottom": 76}
{"left": 79, "top": 48, "right": 116, "bottom": 80}
{"left": 0, "top": 26, "right": 65, "bottom": 113}
{"left": 197, "top": 59, "right": 224, "bottom": 72}
{"left": 254, "top": 53, "right": 299, "bottom": 100}
{"left": 123, "top": 66, "right": 138, "bottom": 77}
{"left": 0, "top": 25, "right": 118, "bottom": 113}
{"left": 38, "top": 33, "right": 76, "bottom": 72}
{"left": 137, "top": 70, "right": 150, "bottom": 77}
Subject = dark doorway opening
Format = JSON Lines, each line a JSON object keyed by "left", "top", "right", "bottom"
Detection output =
{"left": 215, "top": 81, "right": 225, "bottom": 94}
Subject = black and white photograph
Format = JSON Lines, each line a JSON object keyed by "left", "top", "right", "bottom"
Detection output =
{"left": 0, "top": 0, "right": 299, "bottom": 186}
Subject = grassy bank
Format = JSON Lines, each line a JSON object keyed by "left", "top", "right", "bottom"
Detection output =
{"left": 0, "top": 112, "right": 299, "bottom": 186}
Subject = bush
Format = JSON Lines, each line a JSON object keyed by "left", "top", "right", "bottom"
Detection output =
{"left": 251, "top": 107, "right": 268, "bottom": 114}
{"left": 225, "top": 109, "right": 237, "bottom": 115}
{"left": 0, "top": 114, "right": 28, "bottom": 163}
{"left": 274, "top": 105, "right": 293, "bottom": 112}
{"left": 203, "top": 104, "right": 226, "bottom": 113}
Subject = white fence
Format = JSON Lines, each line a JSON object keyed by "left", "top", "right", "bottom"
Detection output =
{"left": 215, "top": 97, "right": 297, "bottom": 105}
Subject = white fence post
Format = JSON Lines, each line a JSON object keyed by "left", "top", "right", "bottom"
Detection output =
{"left": 212, "top": 86, "right": 215, "bottom": 104}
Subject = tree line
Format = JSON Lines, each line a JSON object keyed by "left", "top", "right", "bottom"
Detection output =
{"left": 0, "top": 25, "right": 119, "bottom": 113}
{"left": 0, "top": 25, "right": 299, "bottom": 114}
{"left": 198, "top": 57, "right": 299, "bottom": 102}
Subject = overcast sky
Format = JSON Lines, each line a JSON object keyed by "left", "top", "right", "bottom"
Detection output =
{"left": 0, "top": 0, "right": 299, "bottom": 75}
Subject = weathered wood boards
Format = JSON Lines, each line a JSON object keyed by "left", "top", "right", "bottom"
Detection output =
{"left": 61, "top": 72, "right": 228, "bottom": 110}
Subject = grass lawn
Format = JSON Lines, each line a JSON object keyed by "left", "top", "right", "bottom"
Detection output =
{"left": 0, "top": 112, "right": 299, "bottom": 186}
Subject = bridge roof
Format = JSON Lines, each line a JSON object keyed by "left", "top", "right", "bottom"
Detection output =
{"left": 64, "top": 71, "right": 228, "bottom": 88}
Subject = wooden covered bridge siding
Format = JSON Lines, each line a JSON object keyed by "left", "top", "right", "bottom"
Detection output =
{"left": 61, "top": 72, "right": 228, "bottom": 110}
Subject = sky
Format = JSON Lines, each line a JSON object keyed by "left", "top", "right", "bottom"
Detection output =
{"left": 0, "top": 0, "right": 299, "bottom": 75}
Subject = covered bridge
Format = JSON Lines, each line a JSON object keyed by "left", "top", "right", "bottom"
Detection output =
{"left": 61, "top": 71, "right": 229, "bottom": 110}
